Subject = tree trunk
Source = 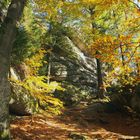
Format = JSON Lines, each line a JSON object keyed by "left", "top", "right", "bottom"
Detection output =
{"left": 47, "top": 55, "right": 51, "bottom": 84}
{"left": 119, "top": 45, "right": 125, "bottom": 66}
{"left": 136, "top": 62, "right": 139, "bottom": 77}
{"left": 89, "top": 7, "right": 105, "bottom": 98}
{"left": 96, "top": 58, "right": 105, "bottom": 99}
{"left": 0, "top": 0, "right": 26, "bottom": 139}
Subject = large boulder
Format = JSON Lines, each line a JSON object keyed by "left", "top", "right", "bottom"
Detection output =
{"left": 131, "top": 95, "right": 140, "bottom": 113}
{"left": 9, "top": 81, "right": 39, "bottom": 115}
{"left": 131, "top": 85, "right": 140, "bottom": 113}
{"left": 51, "top": 36, "right": 97, "bottom": 87}
{"left": 54, "top": 82, "right": 93, "bottom": 106}
{"left": 9, "top": 67, "right": 39, "bottom": 115}
{"left": 49, "top": 36, "right": 97, "bottom": 104}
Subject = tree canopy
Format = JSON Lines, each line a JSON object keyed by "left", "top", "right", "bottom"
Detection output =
{"left": 0, "top": 0, "right": 140, "bottom": 139}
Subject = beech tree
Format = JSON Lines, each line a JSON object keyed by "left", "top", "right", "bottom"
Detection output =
{"left": 88, "top": 3, "right": 140, "bottom": 90}
{"left": 0, "top": 0, "right": 26, "bottom": 139}
{"left": 35, "top": 0, "right": 140, "bottom": 98}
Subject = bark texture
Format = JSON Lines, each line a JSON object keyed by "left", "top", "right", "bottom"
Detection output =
{"left": 96, "top": 58, "right": 104, "bottom": 98}
{"left": 89, "top": 7, "right": 105, "bottom": 98}
{"left": 0, "top": 0, "right": 26, "bottom": 139}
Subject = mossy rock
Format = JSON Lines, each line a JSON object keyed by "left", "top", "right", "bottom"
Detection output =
{"left": 54, "top": 82, "right": 92, "bottom": 106}
{"left": 9, "top": 81, "right": 39, "bottom": 116}
{"left": 68, "top": 132, "right": 87, "bottom": 140}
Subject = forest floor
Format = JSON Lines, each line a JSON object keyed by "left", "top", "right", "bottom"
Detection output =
{"left": 11, "top": 103, "right": 140, "bottom": 140}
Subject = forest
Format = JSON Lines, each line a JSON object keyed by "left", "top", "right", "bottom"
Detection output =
{"left": 0, "top": 0, "right": 140, "bottom": 139}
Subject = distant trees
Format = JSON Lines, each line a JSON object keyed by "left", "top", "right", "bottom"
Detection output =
{"left": 35, "top": 0, "right": 140, "bottom": 97}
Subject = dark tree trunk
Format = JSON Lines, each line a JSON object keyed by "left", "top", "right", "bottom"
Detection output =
{"left": 47, "top": 54, "right": 51, "bottom": 84}
{"left": 136, "top": 62, "right": 139, "bottom": 77}
{"left": 120, "top": 45, "right": 125, "bottom": 66}
{"left": 96, "top": 58, "right": 104, "bottom": 99}
{"left": 0, "top": 0, "right": 26, "bottom": 139}
{"left": 89, "top": 7, "right": 105, "bottom": 98}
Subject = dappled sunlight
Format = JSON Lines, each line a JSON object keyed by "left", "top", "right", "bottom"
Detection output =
{"left": 11, "top": 104, "right": 140, "bottom": 140}
{"left": 0, "top": 0, "right": 140, "bottom": 139}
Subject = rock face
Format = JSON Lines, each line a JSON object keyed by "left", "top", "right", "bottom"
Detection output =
{"left": 10, "top": 81, "right": 38, "bottom": 115}
{"left": 9, "top": 68, "right": 38, "bottom": 115}
{"left": 51, "top": 36, "right": 97, "bottom": 88}
{"left": 131, "top": 95, "right": 140, "bottom": 113}
{"left": 131, "top": 85, "right": 140, "bottom": 113}
{"left": 49, "top": 36, "right": 97, "bottom": 105}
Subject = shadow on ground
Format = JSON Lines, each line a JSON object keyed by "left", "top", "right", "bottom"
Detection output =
{"left": 11, "top": 104, "right": 140, "bottom": 140}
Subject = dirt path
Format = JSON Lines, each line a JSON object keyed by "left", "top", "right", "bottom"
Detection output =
{"left": 11, "top": 105, "right": 140, "bottom": 140}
